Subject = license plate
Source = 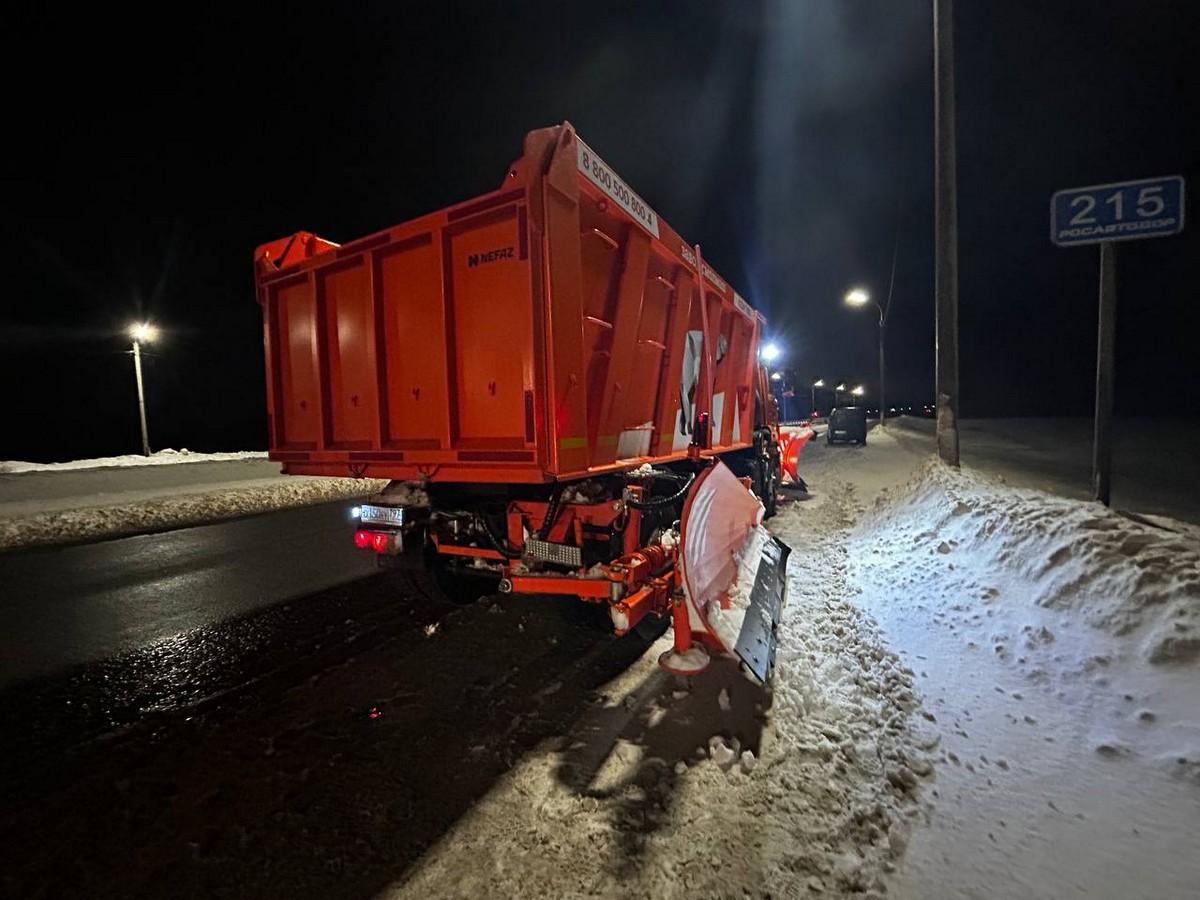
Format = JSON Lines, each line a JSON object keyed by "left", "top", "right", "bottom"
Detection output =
{"left": 359, "top": 504, "right": 405, "bottom": 526}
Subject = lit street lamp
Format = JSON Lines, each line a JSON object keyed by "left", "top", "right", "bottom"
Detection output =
{"left": 844, "top": 259, "right": 895, "bottom": 427}
{"left": 811, "top": 378, "right": 825, "bottom": 415}
{"left": 844, "top": 287, "right": 871, "bottom": 308}
{"left": 770, "top": 371, "right": 783, "bottom": 381}
{"left": 834, "top": 382, "right": 847, "bottom": 407}
{"left": 760, "top": 342, "right": 781, "bottom": 363}
{"left": 129, "top": 323, "right": 158, "bottom": 456}
{"left": 851, "top": 384, "right": 865, "bottom": 398}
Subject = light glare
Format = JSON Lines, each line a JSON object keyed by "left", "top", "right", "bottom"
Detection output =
{"left": 129, "top": 323, "right": 158, "bottom": 342}
{"left": 761, "top": 342, "right": 781, "bottom": 362}
{"left": 844, "top": 287, "right": 870, "bottom": 307}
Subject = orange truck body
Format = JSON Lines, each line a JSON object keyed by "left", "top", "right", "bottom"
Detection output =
{"left": 253, "top": 122, "right": 772, "bottom": 485}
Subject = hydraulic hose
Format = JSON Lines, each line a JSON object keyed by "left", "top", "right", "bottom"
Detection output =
{"left": 537, "top": 484, "right": 565, "bottom": 540}
{"left": 477, "top": 512, "right": 523, "bottom": 559}
{"left": 625, "top": 471, "right": 696, "bottom": 510}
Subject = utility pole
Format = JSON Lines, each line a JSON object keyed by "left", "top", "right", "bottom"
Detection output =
{"left": 934, "top": 0, "right": 961, "bottom": 465}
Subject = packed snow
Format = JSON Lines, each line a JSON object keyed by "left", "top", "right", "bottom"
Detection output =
{"left": 0, "top": 449, "right": 387, "bottom": 549}
{"left": 0, "top": 448, "right": 267, "bottom": 474}
{"left": 810, "top": 432, "right": 1200, "bottom": 900}
{"left": 382, "top": 460, "right": 933, "bottom": 900}
{"left": 383, "top": 427, "right": 1196, "bottom": 899}
{"left": 0, "top": 476, "right": 387, "bottom": 550}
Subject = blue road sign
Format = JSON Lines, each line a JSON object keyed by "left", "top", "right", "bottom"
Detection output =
{"left": 1051, "top": 176, "right": 1185, "bottom": 246}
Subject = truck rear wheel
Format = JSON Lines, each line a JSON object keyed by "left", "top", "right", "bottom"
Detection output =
{"left": 398, "top": 559, "right": 496, "bottom": 606}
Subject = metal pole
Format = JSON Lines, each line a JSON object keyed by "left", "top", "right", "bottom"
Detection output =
{"left": 1092, "top": 241, "right": 1117, "bottom": 505}
{"left": 934, "top": 0, "right": 960, "bottom": 465}
{"left": 880, "top": 233, "right": 897, "bottom": 428}
{"left": 878, "top": 320, "right": 886, "bottom": 427}
{"left": 132, "top": 339, "right": 151, "bottom": 456}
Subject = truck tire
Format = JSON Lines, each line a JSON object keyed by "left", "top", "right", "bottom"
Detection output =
{"left": 398, "top": 561, "right": 496, "bottom": 606}
{"left": 752, "top": 454, "right": 780, "bottom": 519}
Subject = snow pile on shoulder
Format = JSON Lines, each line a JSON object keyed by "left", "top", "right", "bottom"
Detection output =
{"left": 0, "top": 449, "right": 268, "bottom": 474}
{"left": 858, "top": 459, "right": 1200, "bottom": 667}
{"left": 0, "top": 476, "right": 387, "bottom": 550}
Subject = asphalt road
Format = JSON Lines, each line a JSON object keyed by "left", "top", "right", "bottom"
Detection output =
{"left": 0, "top": 499, "right": 377, "bottom": 686}
{"left": 0, "top": 500, "right": 659, "bottom": 900}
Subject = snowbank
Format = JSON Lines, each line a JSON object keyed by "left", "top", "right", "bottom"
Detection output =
{"left": 0, "top": 449, "right": 268, "bottom": 474}
{"left": 849, "top": 456, "right": 1200, "bottom": 899}
{"left": 0, "top": 476, "right": 386, "bottom": 550}
{"left": 858, "top": 460, "right": 1200, "bottom": 668}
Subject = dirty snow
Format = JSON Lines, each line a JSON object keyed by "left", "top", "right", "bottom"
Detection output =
{"left": 0, "top": 448, "right": 267, "bottom": 474}
{"left": 385, "top": 427, "right": 1197, "bottom": 899}
{"left": 375, "top": 481, "right": 431, "bottom": 508}
{"left": 380, "top": 457, "right": 932, "bottom": 900}
{"left": 0, "top": 476, "right": 387, "bottom": 550}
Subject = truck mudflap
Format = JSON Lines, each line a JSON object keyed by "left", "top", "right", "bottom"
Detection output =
{"left": 663, "top": 461, "right": 791, "bottom": 682}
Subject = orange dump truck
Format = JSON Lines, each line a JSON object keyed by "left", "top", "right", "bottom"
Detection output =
{"left": 254, "top": 123, "right": 788, "bottom": 679}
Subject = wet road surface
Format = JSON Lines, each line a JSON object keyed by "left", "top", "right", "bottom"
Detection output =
{"left": 0, "top": 505, "right": 666, "bottom": 899}
{"left": 0, "top": 500, "right": 377, "bottom": 686}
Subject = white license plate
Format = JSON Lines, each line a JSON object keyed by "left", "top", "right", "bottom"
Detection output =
{"left": 359, "top": 504, "right": 405, "bottom": 526}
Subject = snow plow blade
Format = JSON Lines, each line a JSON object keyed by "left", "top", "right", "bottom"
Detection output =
{"left": 674, "top": 461, "right": 791, "bottom": 683}
{"left": 731, "top": 533, "right": 790, "bottom": 682}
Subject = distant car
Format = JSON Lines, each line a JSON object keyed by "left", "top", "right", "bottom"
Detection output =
{"left": 827, "top": 406, "right": 868, "bottom": 445}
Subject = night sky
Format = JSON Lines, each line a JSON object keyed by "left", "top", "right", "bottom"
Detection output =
{"left": 2, "top": 1, "right": 1196, "bottom": 462}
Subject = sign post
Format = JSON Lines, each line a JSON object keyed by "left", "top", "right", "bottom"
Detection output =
{"left": 1093, "top": 242, "right": 1116, "bottom": 506}
{"left": 1051, "top": 175, "right": 1185, "bottom": 506}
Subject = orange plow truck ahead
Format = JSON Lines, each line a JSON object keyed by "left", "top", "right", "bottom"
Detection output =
{"left": 253, "top": 123, "right": 790, "bottom": 680}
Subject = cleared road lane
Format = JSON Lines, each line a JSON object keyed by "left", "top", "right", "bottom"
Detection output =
{"left": 0, "top": 499, "right": 378, "bottom": 686}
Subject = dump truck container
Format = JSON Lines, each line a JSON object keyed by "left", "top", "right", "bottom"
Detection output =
{"left": 254, "top": 122, "right": 768, "bottom": 484}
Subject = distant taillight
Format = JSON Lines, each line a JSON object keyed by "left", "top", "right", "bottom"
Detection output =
{"left": 354, "top": 529, "right": 372, "bottom": 549}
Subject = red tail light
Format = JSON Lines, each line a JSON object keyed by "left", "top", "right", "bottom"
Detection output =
{"left": 354, "top": 529, "right": 372, "bottom": 549}
{"left": 371, "top": 533, "right": 390, "bottom": 553}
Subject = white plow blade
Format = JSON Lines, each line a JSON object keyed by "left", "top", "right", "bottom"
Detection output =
{"left": 679, "top": 462, "right": 791, "bottom": 682}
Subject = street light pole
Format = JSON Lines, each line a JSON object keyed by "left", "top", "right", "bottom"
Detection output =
{"left": 844, "top": 281, "right": 893, "bottom": 426}
{"left": 131, "top": 339, "right": 151, "bottom": 456}
{"left": 879, "top": 236, "right": 897, "bottom": 427}
{"left": 934, "top": 0, "right": 961, "bottom": 465}
{"left": 128, "top": 323, "right": 157, "bottom": 456}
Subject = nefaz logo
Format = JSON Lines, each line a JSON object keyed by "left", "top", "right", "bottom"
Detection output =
{"left": 467, "top": 246, "right": 515, "bottom": 268}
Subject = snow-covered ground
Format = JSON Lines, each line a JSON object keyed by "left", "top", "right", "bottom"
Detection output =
{"left": 379, "top": 428, "right": 1197, "bottom": 899}
{"left": 0, "top": 451, "right": 385, "bottom": 549}
{"left": 812, "top": 432, "right": 1200, "bottom": 900}
{"left": 385, "top": 466, "right": 932, "bottom": 899}
{"left": 0, "top": 448, "right": 267, "bottom": 474}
